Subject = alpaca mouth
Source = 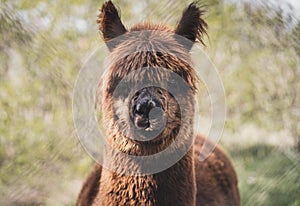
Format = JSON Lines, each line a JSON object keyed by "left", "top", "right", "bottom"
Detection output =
{"left": 133, "top": 106, "right": 167, "bottom": 141}
{"left": 134, "top": 107, "right": 166, "bottom": 132}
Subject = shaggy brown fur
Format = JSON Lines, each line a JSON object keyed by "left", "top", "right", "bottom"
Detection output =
{"left": 77, "top": 1, "right": 240, "bottom": 205}
{"left": 77, "top": 135, "right": 239, "bottom": 206}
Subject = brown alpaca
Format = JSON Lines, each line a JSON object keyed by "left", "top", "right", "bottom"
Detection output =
{"left": 77, "top": 1, "right": 240, "bottom": 206}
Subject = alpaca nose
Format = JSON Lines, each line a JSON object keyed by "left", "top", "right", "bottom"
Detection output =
{"left": 135, "top": 98, "right": 157, "bottom": 116}
{"left": 133, "top": 88, "right": 163, "bottom": 129}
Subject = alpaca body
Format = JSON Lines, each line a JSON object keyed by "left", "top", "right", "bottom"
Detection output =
{"left": 77, "top": 1, "right": 240, "bottom": 205}
{"left": 77, "top": 135, "right": 239, "bottom": 206}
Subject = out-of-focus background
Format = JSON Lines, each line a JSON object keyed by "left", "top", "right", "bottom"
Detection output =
{"left": 0, "top": 0, "right": 299, "bottom": 205}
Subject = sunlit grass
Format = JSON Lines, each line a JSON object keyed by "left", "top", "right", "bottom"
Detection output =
{"left": 229, "top": 144, "right": 300, "bottom": 206}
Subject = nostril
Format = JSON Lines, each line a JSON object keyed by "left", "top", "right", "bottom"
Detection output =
{"left": 135, "top": 99, "right": 157, "bottom": 116}
{"left": 136, "top": 101, "right": 155, "bottom": 116}
{"left": 148, "top": 100, "right": 156, "bottom": 108}
{"left": 135, "top": 103, "right": 142, "bottom": 114}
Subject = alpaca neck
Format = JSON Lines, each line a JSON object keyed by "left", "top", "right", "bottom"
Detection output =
{"left": 96, "top": 147, "right": 196, "bottom": 206}
{"left": 153, "top": 148, "right": 196, "bottom": 206}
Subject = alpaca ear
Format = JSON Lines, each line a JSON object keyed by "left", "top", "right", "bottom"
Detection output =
{"left": 97, "top": 0, "right": 127, "bottom": 51}
{"left": 175, "top": 2, "right": 207, "bottom": 50}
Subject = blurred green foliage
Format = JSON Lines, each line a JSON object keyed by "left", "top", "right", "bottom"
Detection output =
{"left": 230, "top": 144, "right": 300, "bottom": 206}
{"left": 0, "top": 0, "right": 299, "bottom": 205}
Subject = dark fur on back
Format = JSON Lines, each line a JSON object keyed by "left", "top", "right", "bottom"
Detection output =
{"left": 77, "top": 1, "right": 240, "bottom": 205}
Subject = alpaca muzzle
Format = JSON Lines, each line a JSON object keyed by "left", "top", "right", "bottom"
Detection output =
{"left": 131, "top": 87, "right": 166, "bottom": 136}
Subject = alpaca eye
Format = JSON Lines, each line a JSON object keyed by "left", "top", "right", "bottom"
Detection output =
{"left": 124, "top": 84, "right": 131, "bottom": 95}
{"left": 168, "top": 79, "right": 180, "bottom": 94}
{"left": 113, "top": 81, "right": 131, "bottom": 98}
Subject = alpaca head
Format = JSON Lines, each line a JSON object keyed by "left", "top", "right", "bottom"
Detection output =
{"left": 99, "top": 1, "right": 207, "bottom": 154}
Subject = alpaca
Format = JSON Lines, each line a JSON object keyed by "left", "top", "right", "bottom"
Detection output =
{"left": 77, "top": 1, "right": 240, "bottom": 205}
